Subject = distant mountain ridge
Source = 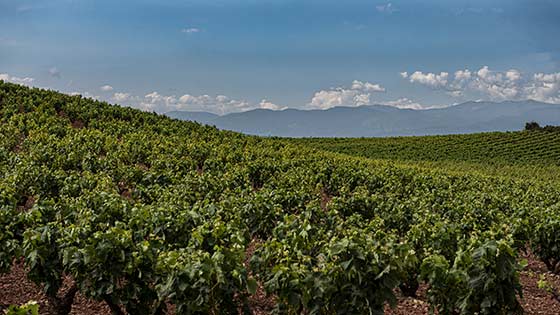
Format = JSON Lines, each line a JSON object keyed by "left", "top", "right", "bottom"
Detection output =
{"left": 166, "top": 100, "right": 560, "bottom": 137}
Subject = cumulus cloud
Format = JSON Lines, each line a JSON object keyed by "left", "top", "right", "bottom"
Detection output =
{"left": 309, "top": 90, "right": 364, "bottom": 109}
{"left": 402, "top": 66, "right": 560, "bottom": 104}
{"left": 467, "top": 66, "right": 522, "bottom": 100}
{"left": 102, "top": 88, "right": 278, "bottom": 114}
{"left": 402, "top": 71, "right": 449, "bottom": 88}
{"left": 380, "top": 98, "right": 424, "bottom": 110}
{"left": 113, "top": 92, "right": 133, "bottom": 102}
{"left": 505, "top": 69, "right": 521, "bottom": 82}
{"left": 100, "top": 85, "right": 114, "bottom": 92}
{"left": 48, "top": 67, "right": 61, "bottom": 78}
{"left": 309, "top": 80, "right": 386, "bottom": 109}
{"left": 526, "top": 73, "right": 560, "bottom": 104}
{"left": 140, "top": 91, "right": 180, "bottom": 112}
{"left": 376, "top": 3, "right": 397, "bottom": 14}
{"left": 131, "top": 91, "right": 250, "bottom": 114}
{"left": 378, "top": 98, "right": 444, "bottom": 110}
{"left": 181, "top": 28, "right": 200, "bottom": 34}
{"left": 0, "top": 73, "right": 35, "bottom": 85}
{"left": 351, "top": 80, "right": 385, "bottom": 92}
{"left": 454, "top": 69, "right": 472, "bottom": 81}
{"left": 259, "top": 99, "right": 284, "bottom": 110}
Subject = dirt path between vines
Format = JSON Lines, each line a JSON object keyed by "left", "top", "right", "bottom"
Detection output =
{"left": 1, "top": 254, "right": 559, "bottom": 315}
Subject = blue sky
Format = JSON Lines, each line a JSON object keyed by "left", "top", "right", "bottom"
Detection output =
{"left": 1, "top": 0, "right": 560, "bottom": 114}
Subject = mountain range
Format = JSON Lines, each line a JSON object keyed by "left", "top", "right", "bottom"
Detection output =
{"left": 166, "top": 100, "right": 560, "bottom": 137}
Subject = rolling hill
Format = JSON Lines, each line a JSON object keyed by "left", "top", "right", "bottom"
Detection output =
{"left": 294, "top": 130, "right": 560, "bottom": 166}
{"left": 292, "top": 129, "right": 560, "bottom": 183}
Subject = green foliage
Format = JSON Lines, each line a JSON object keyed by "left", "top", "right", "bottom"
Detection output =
{"left": 0, "top": 206, "right": 22, "bottom": 272}
{"left": 292, "top": 131, "right": 560, "bottom": 182}
{"left": 537, "top": 274, "right": 554, "bottom": 292}
{"left": 23, "top": 223, "right": 65, "bottom": 298}
{"left": 3, "top": 301, "right": 39, "bottom": 315}
{"left": 156, "top": 247, "right": 246, "bottom": 314}
{"left": 525, "top": 121, "right": 541, "bottom": 131}
{"left": 531, "top": 205, "right": 560, "bottom": 273}
{"left": 252, "top": 212, "right": 415, "bottom": 314}
{"left": 0, "top": 81, "right": 559, "bottom": 314}
{"left": 421, "top": 238, "right": 524, "bottom": 315}
{"left": 293, "top": 130, "right": 560, "bottom": 166}
{"left": 459, "top": 238, "right": 524, "bottom": 315}
{"left": 421, "top": 254, "right": 466, "bottom": 315}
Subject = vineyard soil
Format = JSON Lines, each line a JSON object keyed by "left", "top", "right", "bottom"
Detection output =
{"left": 2, "top": 254, "right": 559, "bottom": 315}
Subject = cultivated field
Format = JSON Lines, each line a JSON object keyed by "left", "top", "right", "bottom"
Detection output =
{"left": 1, "top": 82, "right": 559, "bottom": 314}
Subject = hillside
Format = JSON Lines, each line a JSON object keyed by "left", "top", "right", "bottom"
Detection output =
{"left": 294, "top": 130, "right": 560, "bottom": 166}
{"left": 1, "top": 82, "right": 560, "bottom": 314}
{"left": 293, "top": 131, "right": 560, "bottom": 183}
{"left": 166, "top": 100, "right": 560, "bottom": 137}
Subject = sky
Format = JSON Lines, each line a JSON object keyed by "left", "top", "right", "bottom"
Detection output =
{"left": 1, "top": 0, "right": 560, "bottom": 114}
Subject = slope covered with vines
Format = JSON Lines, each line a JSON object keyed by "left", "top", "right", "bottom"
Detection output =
{"left": 294, "top": 130, "right": 560, "bottom": 166}
{"left": 1, "top": 81, "right": 559, "bottom": 314}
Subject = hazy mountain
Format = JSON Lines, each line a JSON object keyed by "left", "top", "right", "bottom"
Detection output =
{"left": 165, "top": 100, "right": 560, "bottom": 137}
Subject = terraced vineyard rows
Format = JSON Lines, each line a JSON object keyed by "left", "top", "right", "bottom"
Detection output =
{"left": 1, "top": 82, "right": 560, "bottom": 314}
{"left": 293, "top": 131, "right": 560, "bottom": 166}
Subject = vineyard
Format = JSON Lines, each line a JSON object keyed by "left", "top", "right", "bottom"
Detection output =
{"left": 0, "top": 81, "right": 560, "bottom": 314}
{"left": 292, "top": 132, "right": 560, "bottom": 183}
{"left": 293, "top": 131, "right": 560, "bottom": 165}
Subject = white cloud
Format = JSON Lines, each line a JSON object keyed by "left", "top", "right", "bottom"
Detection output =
{"left": 96, "top": 88, "right": 261, "bottom": 114}
{"left": 48, "top": 67, "right": 61, "bottom": 78}
{"left": 113, "top": 92, "right": 133, "bottom": 102}
{"left": 402, "top": 66, "right": 560, "bottom": 104}
{"left": 309, "top": 80, "right": 386, "bottom": 109}
{"left": 178, "top": 94, "right": 196, "bottom": 104}
{"left": 100, "top": 85, "right": 114, "bottom": 92}
{"left": 407, "top": 71, "right": 449, "bottom": 88}
{"left": 181, "top": 28, "right": 200, "bottom": 34}
{"left": 140, "top": 91, "right": 178, "bottom": 112}
{"left": 376, "top": 3, "right": 397, "bottom": 14}
{"left": 0, "top": 73, "right": 35, "bottom": 85}
{"left": 380, "top": 98, "right": 423, "bottom": 110}
{"left": 136, "top": 91, "right": 250, "bottom": 114}
{"left": 454, "top": 69, "right": 472, "bottom": 81}
{"left": 468, "top": 66, "right": 523, "bottom": 100}
{"left": 379, "top": 98, "right": 443, "bottom": 110}
{"left": 351, "top": 80, "right": 385, "bottom": 92}
{"left": 505, "top": 69, "right": 521, "bottom": 82}
{"left": 259, "top": 99, "right": 284, "bottom": 110}
{"left": 400, "top": 72, "right": 408, "bottom": 78}
{"left": 309, "top": 90, "right": 363, "bottom": 109}
{"left": 526, "top": 73, "right": 560, "bottom": 104}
